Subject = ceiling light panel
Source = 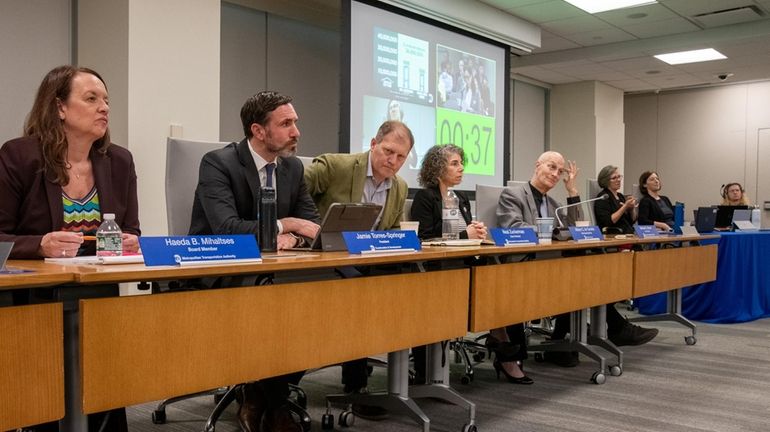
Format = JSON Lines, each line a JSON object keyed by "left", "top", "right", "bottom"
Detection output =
{"left": 654, "top": 48, "right": 727, "bottom": 65}
{"left": 564, "top": 0, "right": 658, "bottom": 14}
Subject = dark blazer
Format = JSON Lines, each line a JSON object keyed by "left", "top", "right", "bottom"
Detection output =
{"left": 637, "top": 194, "right": 674, "bottom": 226}
{"left": 594, "top": 188, "right": 635, "bottom": 234}
{"left": 0, "top": 136, "right": 140, "bottom": 259}
{"left": 189, "top": 138, "right": 320, "bottom": 237}
{"left": 410, "top": 186, "right": 472, "bottom": 240}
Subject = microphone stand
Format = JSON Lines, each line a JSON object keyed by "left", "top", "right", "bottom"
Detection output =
{"left": 552, "top": 194, "right": 608, "bottom": 241}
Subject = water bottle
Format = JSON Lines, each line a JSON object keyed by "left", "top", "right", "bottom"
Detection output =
{"left": 673, "top": 202, "right": 684, "bottom": 234}
{"left": 258, "top": 187, "right": 277, "bottom": 252}
{"left": 442, "top": 189, "right": 460, "bottom": 240}
{"left": 96, "top": 213, "right": 122, "bottom": 257}
{"left": 752, "top": 206, "right": 761, "bottom": 229}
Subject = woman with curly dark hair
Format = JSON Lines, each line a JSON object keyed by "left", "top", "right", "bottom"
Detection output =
{"left": 411, "top": 144, "right": 486, "bottom": 240}
{"left": 410, "top": 145, "right": 532, "bottom": 385}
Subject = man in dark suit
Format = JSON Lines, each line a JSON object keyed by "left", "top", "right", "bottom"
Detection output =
{"left": 189, "top": 91, "right": 320, "bottom": 432}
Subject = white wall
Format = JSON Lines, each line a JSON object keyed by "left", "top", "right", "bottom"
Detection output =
{"left": 625, "top": 82, "right": 770, "bottom": 218}
{"left": 0, "top": 0, "right": 72, "bottom": 142}
{"left": 512, "top": 80, "right": 546, "bottom": 181}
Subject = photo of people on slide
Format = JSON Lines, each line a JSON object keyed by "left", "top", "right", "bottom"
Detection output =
{"left": 437, "top": 45, "right": 495, "bottom": 117}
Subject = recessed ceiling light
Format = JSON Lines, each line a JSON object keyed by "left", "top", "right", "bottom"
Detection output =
{"left": 564, "top": 0, "right": 657, "bottom": 14}
{"left": 654, "top": 48, "right": 727, "bottom": 65}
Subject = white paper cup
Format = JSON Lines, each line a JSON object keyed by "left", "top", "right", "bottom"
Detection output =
{"left": 399, "top": 221, "right": 420, "bottom": 234}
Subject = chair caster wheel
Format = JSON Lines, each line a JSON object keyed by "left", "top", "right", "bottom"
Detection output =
{"left": 685, "top": 336, "right": 696, "bottom": 345}
{"left": 462, "top": 423, "right": 478, "bottom": 432}
{"left": 460, "top": 375, "right": 472, "bottom": 385}
{"left": 338, "top": 410, "right": 355, "bottom": 427}
{"left": 610, "top": 365, "right": 622, "bottom": 376}
{"left": 321, "top": 413, "right": 335, "bottom": 430}
{"left": 591, "top": 372, "right": 606, "bottom": 384}
{"left": 151, "top": 409, "right": 166, "bottom": 424}
{"left": 534, "top": 352, "right": 544, "bottom": 362}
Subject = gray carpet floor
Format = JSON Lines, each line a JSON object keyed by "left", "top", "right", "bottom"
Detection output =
{"left": 127, "top": 311, "right": 770, "bottom": 432}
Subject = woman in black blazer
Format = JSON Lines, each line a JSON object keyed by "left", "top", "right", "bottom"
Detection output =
{"left": 410, "top": 145, "right": 485, "bottom": 240}
{"left": 411, "top": 145, "right": 533, "bottom": 385}
{"left": 594, "top": 165, "right": 636, "bottom": 234}
{"left": 637, "top": 170, "right": 675, "bottom": 231}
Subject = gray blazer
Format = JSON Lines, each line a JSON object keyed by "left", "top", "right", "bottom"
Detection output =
{"left": 497, "top": 182, "right": 580, "bottom": 228}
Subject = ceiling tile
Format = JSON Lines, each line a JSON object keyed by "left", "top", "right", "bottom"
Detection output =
{"left": 515, "top": 67, "right": 579, "bottom": 84}
{"left": 642, "top": 72, "right": 706, "bottom": 88}
{"left": 596, "top": 3, "right": 679, "bottom": 26}
{"left": 620, "top": 17, "right": 701, "bottom": 38}
{"left": 477, "top": 0, "right": 545, "bottom": 11}
{"left": 540, "top": 14, "right": 614, "bottom": 35}
{"left": 604, "top": 78, "right": 654, "bottom": 91}
{"left": 600, "top": 56, "right": 668, "bottom": 71}
{"left": 536, "top": 35, "right": 583, "bottom": 52}
{"left": 507, "top": 0, "right": 584, "bottom": 24}
{"left": 562, "top": 27, "right": 637, "bottom": 46}
{"left": 659, "top": 0, "right": 761, "bottom": 16}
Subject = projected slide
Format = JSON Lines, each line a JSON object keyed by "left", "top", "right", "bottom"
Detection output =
{"left": 349, "top": 1, "right": 506, "bottom": 191}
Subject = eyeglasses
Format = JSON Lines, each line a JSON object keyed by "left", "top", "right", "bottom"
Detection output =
{"left": 610, "top": 175, "right": 623, "bottom": 181}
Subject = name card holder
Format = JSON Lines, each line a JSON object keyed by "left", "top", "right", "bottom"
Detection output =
{"left": 490, "top": 227, "right": 538, "bottom": 246}
{"left": 634, "top": 225, "right": 662, "bottom": 238}
{"left": 568, "top": 226, "right": 604, "bottom": 243}
{"left": 342, "top": 230, "right": 421, "bottom": 254}
{"left": 139, "top": 235, "right": 262, "bottom": 266}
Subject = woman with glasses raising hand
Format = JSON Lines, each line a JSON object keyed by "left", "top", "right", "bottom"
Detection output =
{"left": 594, "top": 165, "right": 636, "bottom": 234}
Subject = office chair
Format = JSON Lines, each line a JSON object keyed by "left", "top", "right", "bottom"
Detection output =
{"left": 152, "top": 137, "right": 311, "bottom": 431}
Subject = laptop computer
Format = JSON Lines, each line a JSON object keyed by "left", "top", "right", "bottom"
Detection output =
{"left": 714, "top": 205, "right": 749, "bottom": 230}
{"left": 0, "top": 242, "right": 13, "bottom": 271}
{"left": 693, "top": 207, "right": 717, "bottom": 233}
{"left": 288, "top": 202, "right": 383, "bottom": 252}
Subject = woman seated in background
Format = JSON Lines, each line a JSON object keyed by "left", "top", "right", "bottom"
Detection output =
{"left": 721, "top": 182, "right": 751, "bottom": 206}
{"left": 594, "top": 165, "right": 636, "bottom": 234}
{"left": 0, "top": 65, "right": 140, "bottom": 431}
{"left": 411, "top": 144, "right": 533, "bottom": 385}
{"left": 637, "top": 170, "right": 675, "bottom": 231}
{"left": 593, "top": 166, "right": 659, "bottom": 345}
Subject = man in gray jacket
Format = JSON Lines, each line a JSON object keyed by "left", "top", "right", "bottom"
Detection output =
{"left": 497, "top": 151, "right": 657, "bottom": 367}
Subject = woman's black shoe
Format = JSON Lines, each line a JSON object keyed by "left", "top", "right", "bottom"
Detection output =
{"left": 493, "top": 360, "right": 534, "bottom": 385}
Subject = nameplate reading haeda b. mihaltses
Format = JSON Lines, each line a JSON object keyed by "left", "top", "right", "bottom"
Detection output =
{"left": 139, "top": 235, "right": 261, "bottom": 266}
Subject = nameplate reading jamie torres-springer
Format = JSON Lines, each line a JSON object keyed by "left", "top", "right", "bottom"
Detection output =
{"left": 139, "top": 235, "right": 262, "bottom": 266}
{"left": 342, "top": 230, "right": 421, "bottom": 254}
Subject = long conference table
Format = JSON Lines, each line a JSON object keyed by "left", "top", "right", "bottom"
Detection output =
{"left": 0, "top": 234, "right": 717, "bottom": 431}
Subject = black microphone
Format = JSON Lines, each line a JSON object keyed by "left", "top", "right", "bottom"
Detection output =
{"left": 552, "top": 194, "right": 608, "bottom": 240}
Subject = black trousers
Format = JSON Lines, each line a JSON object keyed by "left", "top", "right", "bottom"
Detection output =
{"left": 552, "top": 303, "right": 627, "bottom": 339}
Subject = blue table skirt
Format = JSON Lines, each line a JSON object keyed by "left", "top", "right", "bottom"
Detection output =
{"left": 636, "top": 231, "right": 770, "bottom": 324}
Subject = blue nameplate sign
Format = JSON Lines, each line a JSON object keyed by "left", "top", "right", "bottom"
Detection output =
{"left": 634, "top": 225, "right": 661, "bottom": 238}
{"left": 490, "top": 227, "right": 538, "bottom": 246}
{"left": 139, "top": 235, "right": 261, "bottom": 266}
{"left": 568, "top": 226, "right": 604, "bottom": 242}
{"left": 342, "top": 230, "right": 421, "bottom": 254}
